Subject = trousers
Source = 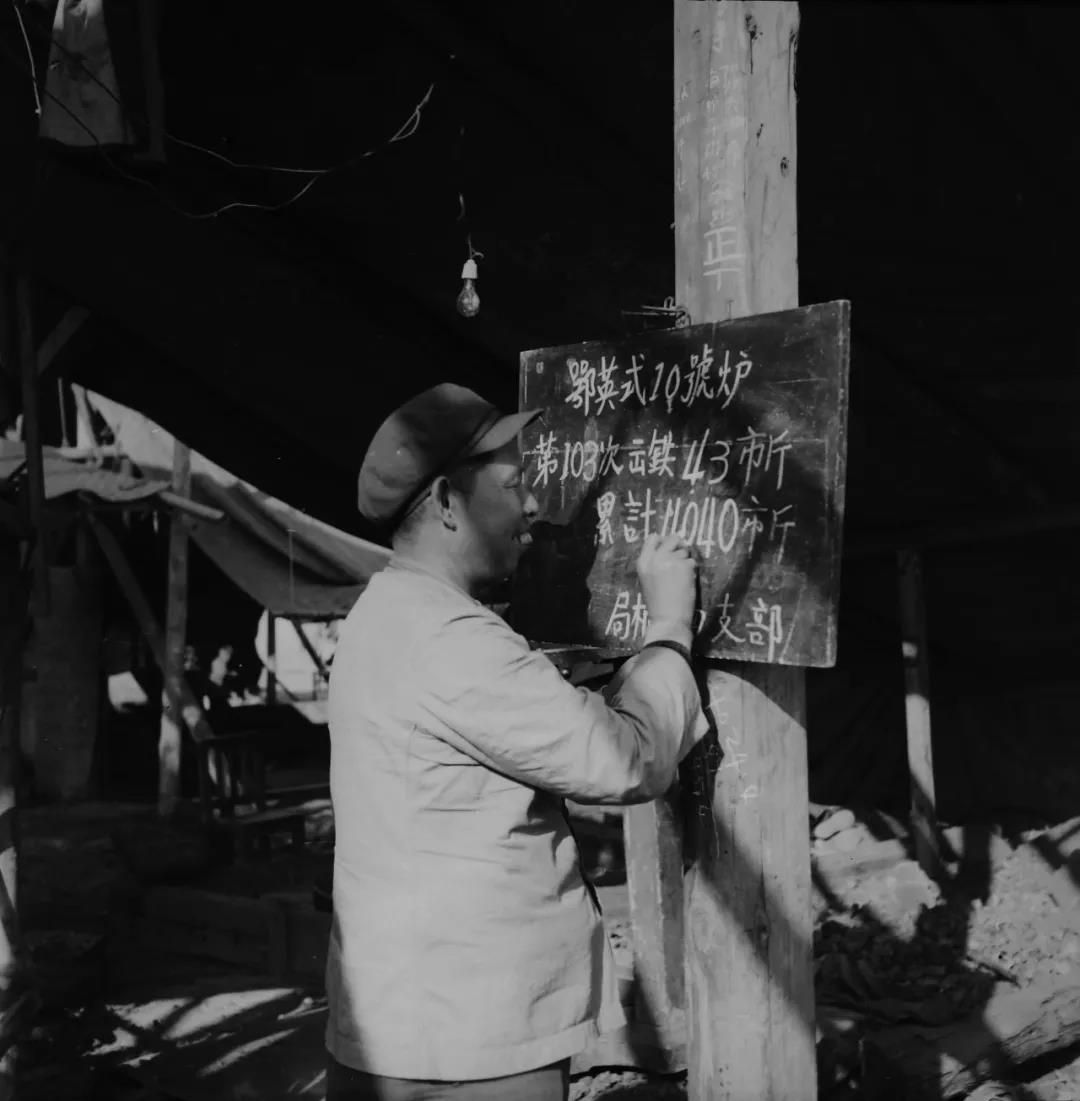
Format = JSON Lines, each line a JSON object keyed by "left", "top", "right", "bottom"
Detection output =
{"left": 325, "top": 1055, "right": 570, "bottom": 1101}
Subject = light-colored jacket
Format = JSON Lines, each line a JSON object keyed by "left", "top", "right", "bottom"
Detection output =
{"left": 325, "top": 558, "right": 707, "bottom": 1080}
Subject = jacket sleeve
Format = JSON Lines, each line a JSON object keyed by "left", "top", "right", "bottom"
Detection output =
{"left": 416, "top": 609, "right": 709, "bottom": 805}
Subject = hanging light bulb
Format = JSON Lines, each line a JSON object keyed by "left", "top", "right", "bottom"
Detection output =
{"left": 456, "top": 257, "right": 480, "bottom": 318}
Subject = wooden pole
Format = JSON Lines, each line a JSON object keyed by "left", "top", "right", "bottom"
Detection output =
{"left": 158, "top": 443, "right": 191, "bottom": 817}
{"left": 896, "top": 548, "right": 941, "bottom": 878}
{"left": 265, "top": 614, "right": 276, "bottom": 705}
{"left": 71, "top": 383, "right": 95, "bottom": 450}
{"left": 0, "top": 302, "right": 30, "bottom": 1098}
{"left": 137, "top": 0, "right": 166, "bottom": 163}
{"left": 56, "top": 378, "right": 70, "bottom": 449}
{"left": 14, "top": 276, "right": 48, "bottom": 617}
{"left": 292, "top": 620, "right": 331, "bottom": 686}
{"left": 34, "top": 306, "right": 89, "bottom": 378}
{"left": 674, "top": 4, "right": 815, "bottom": 1099}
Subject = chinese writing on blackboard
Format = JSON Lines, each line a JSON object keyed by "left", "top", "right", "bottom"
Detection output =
{"left": 517, "top": 302, "right": 850, "bottom": 668}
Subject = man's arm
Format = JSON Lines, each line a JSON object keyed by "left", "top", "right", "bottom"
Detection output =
{"left": 418, "top": 611, "right": 708, "bottom": 805}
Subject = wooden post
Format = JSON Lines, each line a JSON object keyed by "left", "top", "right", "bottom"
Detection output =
{"left": 137, "top": 0, "right": 166, "bottom": 163}
{"left": 38, "top": 301, "right": 90, "bottom": 454}
{"left": 35, "top": 306, "right": 89, "bottom": 378}
{"left": 265, "top": 614, "right": 277, "bottom": 705}
{"left": 23, "top": 543, "right": 104, "bottom": 802}
{"left": 71, "top": 383, "right": 95, "bottom": 450}
{"left": 56, "top": 378, "right": 70, "bottom": 448}
{"left": 15, "top": 275, "right": 49, "bottom": 617}
{"left": 896, "top": 548, "right": 941, "bottom": 878}
{"left": 0, "top": 265, "right": 29, "bottom": 1073}
{"left": 674, "top": 4, "right": 815, "bottom": 1099}
{"left": 0, "top": 411, "right": 29, "bottom": 1100}
{"left": 158, "top": 443, "right": 191, "bottom": 817}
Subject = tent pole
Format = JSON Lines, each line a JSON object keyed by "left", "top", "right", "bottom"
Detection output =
{"left": 158, "top": 442, "right": 191, "bottom": 817}
{"left": 265, "top": 614, "right": 277, "bottom": 704}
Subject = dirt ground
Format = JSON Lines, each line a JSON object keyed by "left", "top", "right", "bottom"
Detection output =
{"left": 15, "top": 801, "right": 1080, "bottom": 1100}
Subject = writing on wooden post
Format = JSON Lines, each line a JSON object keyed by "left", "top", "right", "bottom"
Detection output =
{"left": 513, "top": 300, "right": 851, "bottom": 670}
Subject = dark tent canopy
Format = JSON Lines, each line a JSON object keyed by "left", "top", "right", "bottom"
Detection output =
{"left": 0, "top": 3, "right": 1073, "bottom": 539}
{"left": 2, "top": 1, "right": 1079, "bottom": 816}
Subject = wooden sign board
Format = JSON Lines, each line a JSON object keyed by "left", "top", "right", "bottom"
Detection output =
{"left": 512, "top": 300, "right": 850, "bottom": 668}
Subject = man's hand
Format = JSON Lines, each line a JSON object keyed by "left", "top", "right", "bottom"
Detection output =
{"left": 636, "top": 533, "right": 697, "bottom": 636}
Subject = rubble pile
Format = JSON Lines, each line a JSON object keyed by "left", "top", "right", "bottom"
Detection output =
{"left": 815, "top": 904, "right": 996, "bottom": 1028}
{"left": 816, "top": 839, "right": 1080, "bottom": 1021}
{"left": 965, "top": 845, "right": 1080, "bottom": 989}
{"left": 811, "top": 815, "right": 1080, "bottom": 1099}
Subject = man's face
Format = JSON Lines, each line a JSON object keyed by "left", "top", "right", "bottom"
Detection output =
{"left": 454, "top": 440, "right": 538, "bottom": 586}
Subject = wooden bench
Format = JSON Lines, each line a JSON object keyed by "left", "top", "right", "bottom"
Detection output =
{"left": 195, "top": 732, "right": 309, "bottom": 861}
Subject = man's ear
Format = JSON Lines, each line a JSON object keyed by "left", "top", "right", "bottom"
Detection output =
{"left": 431, "top": 475, "right": 458, "bottom": 530}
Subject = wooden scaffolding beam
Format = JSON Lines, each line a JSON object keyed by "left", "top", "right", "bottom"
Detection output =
{"left": 86, "top": 509, "right": 217, "bottom": 814}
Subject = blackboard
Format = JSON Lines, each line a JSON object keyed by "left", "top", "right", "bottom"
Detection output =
{"left": 511, "top": 300, "right": 850, "bottom": 668}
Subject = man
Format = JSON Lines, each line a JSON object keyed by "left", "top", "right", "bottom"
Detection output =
{"left": 326, "top": 383, "right": 709, "bottom": 1101}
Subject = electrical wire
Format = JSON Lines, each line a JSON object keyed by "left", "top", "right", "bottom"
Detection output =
{"left": 40, "top": 23, "right": 435, "bottom": 178}
{"left": 1, "top": 24, "right": 438, "bottom": 218}
{"left": 166, "top": 81, "right": 432, "bottom": 181}
{"left": 170, "top": 78, "right": 434, "bottom": 176}
{"left": 176, "top": 82, "right": 435, "bottom": 217}
{"left": 454, "top": 121, "right": 484, "bottom": 265}
{"left": 187, "top": 175, "right": 321, "bottom": 220}
{"left": 165, "top": 133, "right": 337, "bottom": 175}
{"left": 9, "top": 0, "right": 39, "bottom": 117}
{"left": 0, "top": 41, "right": 208, "bottom": 220}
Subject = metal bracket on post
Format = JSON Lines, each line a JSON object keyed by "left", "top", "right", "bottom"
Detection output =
{"left": 621, "top": 297, "right": 691, "bottom": 333}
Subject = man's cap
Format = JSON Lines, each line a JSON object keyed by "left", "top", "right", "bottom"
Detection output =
{"left": 357, "top": 383, "right": 541, "bottom": 528}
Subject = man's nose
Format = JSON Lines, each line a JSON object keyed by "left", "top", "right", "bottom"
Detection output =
{"left": 523, "top": 490, "right": 539, "bottom": 519}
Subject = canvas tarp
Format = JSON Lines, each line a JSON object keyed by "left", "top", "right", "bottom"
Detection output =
{"left": 81, "top": 393, "right": 391, "bottom": 618}
{"left": 0, "top": 440, "right": 168, "bottom": 504}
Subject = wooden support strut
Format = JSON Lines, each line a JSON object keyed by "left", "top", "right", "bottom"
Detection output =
{"left": 158, "top": 442, "right": 192, "bottom": 816}
{"left": 292, "top": 620, "right": 331, "bottom": 685}
{"left": 85, "top": 507, "right": 217, "bottom": 751}
{"left": 35, "top": 306, "right": 89, "bottom": 378}
{"left": 265, "top": 613, "right": 276, "bottom": 704}
{"left": 673, "top": 5, "right": 816, "bottom": 1100}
